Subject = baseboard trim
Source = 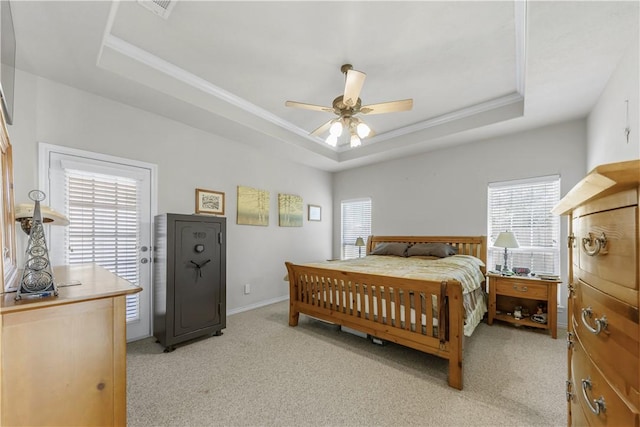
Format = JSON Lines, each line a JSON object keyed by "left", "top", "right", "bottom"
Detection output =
{"left": 228, "top": 295, "right": 289, "bottom": 316}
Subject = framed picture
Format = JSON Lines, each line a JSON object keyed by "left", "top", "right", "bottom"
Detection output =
{"left": 308, "top": 204, "right": 321, "bottom": 221}
{"left": 237, "top": 186, "right": 269, "bottom": 226}
{"left": 195, "top": 188, "right": 225, "bottom": 215}
{"left": 278, "top": 193, "right": 303, "bottom": 227}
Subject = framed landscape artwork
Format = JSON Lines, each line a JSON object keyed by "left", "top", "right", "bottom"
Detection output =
{"left": 278, "top": 194, "right": 303, "bottom": 227}
{"left": 237, "top": 186, "right": 269, "bottom": 226}
{"left": 195, "top": 188, "right": 225, "bottom": 215}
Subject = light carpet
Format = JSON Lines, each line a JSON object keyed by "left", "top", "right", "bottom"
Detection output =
{"left": 127, "top": 301, "right": 566, "bottom": 427}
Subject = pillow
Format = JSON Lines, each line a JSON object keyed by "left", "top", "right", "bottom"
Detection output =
{"left": 370, "top": 242, "right": 410, "bottom": 257}
{"left": 407, "top": 242, "right": 458, "bottom": 258}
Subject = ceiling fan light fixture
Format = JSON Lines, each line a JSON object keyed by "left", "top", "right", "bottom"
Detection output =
{"left": 329, "top": 121, "right": 343, "bottom": 136}
{"left": 350, "top": 134, "right": 361, "bottom": 148}
{"left": 286, "top": 64, "right": 413, "bottom": 149}
{"left": 356, "top": 122, "right": 370, "bottom": 138}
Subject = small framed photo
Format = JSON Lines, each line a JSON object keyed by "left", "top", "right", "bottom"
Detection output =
{"left": 308, "top": 204, "right": 321, "bottom": 221}
{"left": 195, "top": 188, "right": 225, "bottom": 215}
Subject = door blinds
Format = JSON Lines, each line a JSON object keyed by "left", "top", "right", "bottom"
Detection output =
{"left": 64, "top": 169, "right": 140, "bottom": 321}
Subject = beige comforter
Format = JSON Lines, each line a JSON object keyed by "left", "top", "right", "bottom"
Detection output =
{"left": 303, "top": 254, "right": 486, "bottom": 294}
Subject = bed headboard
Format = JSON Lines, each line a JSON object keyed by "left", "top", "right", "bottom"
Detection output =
{"left": 366, "top": 235, "right": 487, "bottom": 272}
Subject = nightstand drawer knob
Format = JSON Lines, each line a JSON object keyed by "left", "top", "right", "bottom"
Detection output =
{"left": 581, "top": 306, "right": 607, "bottom": 335}
{"left": 512, "top": 285, "right": 528, "bottom": 292}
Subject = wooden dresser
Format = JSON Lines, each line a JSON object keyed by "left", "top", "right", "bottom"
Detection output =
{"left": 553, "top": 160, "right": 639, "bottom": 426}
{"left": 0, "top": 264, "right": 141, "bottom": 426}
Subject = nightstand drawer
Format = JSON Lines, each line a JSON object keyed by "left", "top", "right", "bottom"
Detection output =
{"left": 495, "top": 278, "right": 548, "bottom": 299}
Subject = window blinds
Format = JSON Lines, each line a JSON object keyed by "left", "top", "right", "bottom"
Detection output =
{"left": 64, "top": 169, "right": 140, "bottom": 321}
{"left": 488, "top": 176, "right": 560, "bottom": 274}
{"left": 341, "top": 198, "right": 371, "bottom": 259}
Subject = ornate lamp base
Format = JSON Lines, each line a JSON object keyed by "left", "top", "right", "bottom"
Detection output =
{"left": 16, "top": 191, "right": 58, "bottom": 301}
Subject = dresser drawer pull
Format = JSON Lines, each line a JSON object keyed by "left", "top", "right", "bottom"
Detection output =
{"left": 581, "top": 377, "right": 606, "bottom": 415}
{"left": 581, "top": 232, "right": 607, "bottom": 257}
{"left": 512, "top": 285, "right": 528, "bottom": 292}
{"left": 581, "top": 306, "right": 607, "bottom": 335}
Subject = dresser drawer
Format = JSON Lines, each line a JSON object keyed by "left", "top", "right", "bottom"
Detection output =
{"left": 573, "top": 279, "right": 639, "bottom": 407}
{"left": 575, "top": 205, "right": 638, "bottom": 306}
{"left": 571, "top": 334, "right": 639, "bottom": 427}
{"left": 569, "top": 391, "right": 591, "bottom": 427}
{"left": 495, "top": 278, "right": 548, "bottom": 299}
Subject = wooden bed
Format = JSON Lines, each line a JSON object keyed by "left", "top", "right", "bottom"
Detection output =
{"left": 285, "top": 235, "right": 487, "bottom": 390}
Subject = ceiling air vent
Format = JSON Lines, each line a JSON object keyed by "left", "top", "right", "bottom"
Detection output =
{"left": 137, "top": 0, "right": 176, "bottom": 20}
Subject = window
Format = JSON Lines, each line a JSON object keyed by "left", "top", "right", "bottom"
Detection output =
{"left": 341, "top": 198, "right": 371, "bottom": 259}
{"left": 488, "top": 176, "right": 560, "bottom": 275}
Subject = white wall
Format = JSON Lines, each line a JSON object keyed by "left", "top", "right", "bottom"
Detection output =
{"left": 10, "top": 70, "right": 333, "bottom": 314}
{"left": 587, "top": 37, "right": 640, "bottom": 167}
{"left": 333, "top": 120, "right": 588, "bottom": 327}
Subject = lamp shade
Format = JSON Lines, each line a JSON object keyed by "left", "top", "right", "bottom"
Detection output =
{"left": 494, "top": 231, "right": 519, "bottom": 249}
{"left": 355, "top": 237, "right": 365, "bottom": 247}
{"left": 15, "top": 203, "right": 69, "bottom": 235}
{"left": 15, "top": 203, "right": 69, "bottom": 225}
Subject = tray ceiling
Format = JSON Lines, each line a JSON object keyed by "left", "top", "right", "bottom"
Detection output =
{"left": 11, "top": 1, "right": 639, "bottom": 171}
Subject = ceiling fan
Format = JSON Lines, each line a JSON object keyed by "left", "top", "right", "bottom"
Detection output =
{"left": 285, "top": 64, "right": 413, "bottom": 148}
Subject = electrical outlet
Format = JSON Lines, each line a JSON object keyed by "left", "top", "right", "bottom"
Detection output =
{"left": 244, "top": 284, "right": 251, "bottom": 295}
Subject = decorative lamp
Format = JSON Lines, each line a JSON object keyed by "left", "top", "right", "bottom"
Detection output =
{"left": 494, "top": 231, "right": 519, "bottom": 274}
{"left": 16, "top": 190, "right": 64, "bottom": 300}
{"left": 355, "top": 237, "right": 365, "bottom": 258}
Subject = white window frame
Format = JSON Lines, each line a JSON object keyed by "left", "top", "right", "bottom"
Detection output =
{"left": 487, "top": 175, "right": 561, "bottom": 276}
{"left": 340, "top": 198, "right": 372, "bottom": 260}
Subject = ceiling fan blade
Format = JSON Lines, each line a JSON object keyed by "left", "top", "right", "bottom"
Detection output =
{"left": 343, "top": 69, "right": 366, "bottom": 108}
{"left": 359, "top": 99, "right": 413, "bottom": 115}
{"left": 310, "top": 119, "right": 334, "bottom": 136}
{"left": 285, "top": 101, "right": 333, "bottom": 113}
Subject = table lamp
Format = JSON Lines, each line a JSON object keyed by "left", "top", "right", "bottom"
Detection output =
{"left": 494, "top": 231, "right": 519, "bottom": 274}
{"left": 15, "top": 191, "right": 69, "bottom": 300}
{"left": 355, "top": 237, "right": 365, "bottom": 258}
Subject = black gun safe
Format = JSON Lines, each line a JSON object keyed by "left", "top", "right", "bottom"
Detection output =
{"left": 153, "top": 213, "right": 226, "bottom": 352}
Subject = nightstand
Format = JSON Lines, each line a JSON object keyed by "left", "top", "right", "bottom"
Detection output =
{"left": 486, "top": 273, "right": 560, "bottom": 338}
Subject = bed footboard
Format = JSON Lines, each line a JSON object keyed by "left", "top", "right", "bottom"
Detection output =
{"left": 285, "top": 262, "right": 465, "bottom": 390}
